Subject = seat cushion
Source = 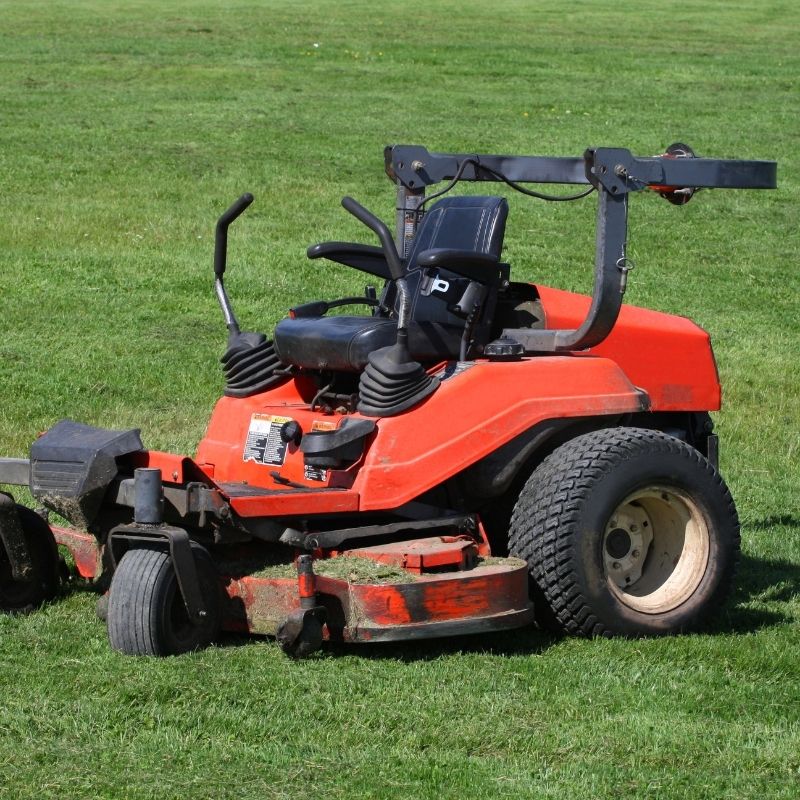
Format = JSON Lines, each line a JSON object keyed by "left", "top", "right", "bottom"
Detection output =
{"left": 274, "top": 316, "right": 465, "bottom": 371}
{"left": 274, "top": 316, "right": 397, "bottom": 372}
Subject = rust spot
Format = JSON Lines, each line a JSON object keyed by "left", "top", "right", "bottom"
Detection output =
{"left": 51, "top": 525, "right": 100, "bottom": 579}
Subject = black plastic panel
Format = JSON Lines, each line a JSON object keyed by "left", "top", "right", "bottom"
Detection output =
{"left": 30, "top": 420, "right": 144, "bottom": 527}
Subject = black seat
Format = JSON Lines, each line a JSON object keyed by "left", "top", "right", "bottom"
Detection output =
{"left": 273, "top": 195, "right": 508, "bottom": 372}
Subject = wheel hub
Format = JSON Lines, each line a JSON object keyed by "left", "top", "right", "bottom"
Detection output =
{"left": 603, "top": 502, "right": 652, "bottom": 589}
{"left": 605, "top": 528, "right": 631, "bottom": 559}
{"left": 603, "top": 486, "right": 711, "bottom": 614}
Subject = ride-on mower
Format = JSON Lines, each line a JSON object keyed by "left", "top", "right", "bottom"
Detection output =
{"left": 0, "top": 143, "right": 776, "bottom": 656}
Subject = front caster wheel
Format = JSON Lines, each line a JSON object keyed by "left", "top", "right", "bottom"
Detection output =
{"left": 508, "top": 428, "right": 740, "bottom": 637}
{"left": 107, "top": 547, "right": 222, "bottom": 656}
{"left": 0, "top": 501, "right": 60, "bottom": 614}
{"left": 277, "top": 609, "right": 325, "bottom": 659}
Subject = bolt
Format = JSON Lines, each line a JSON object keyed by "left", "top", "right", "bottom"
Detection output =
{"left": 411, "top": 160, "right": 424, "bottom": 172}
{"left": 614, "top": 164, "right": 627, "bottom": 177}
{"left": 630, "top": 523, "right": 638, "bottom": 532}
{"left": 632, "top": 549, "right": 640, "bottom": 558}
{"left": 609, "top": 518, "right": 617, "bottom": 528}
{"left": 612, "top": 561, "right": 621, "bottom": 570}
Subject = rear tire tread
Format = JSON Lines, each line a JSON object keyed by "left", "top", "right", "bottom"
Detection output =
{"left": 508, "top": 427, "right": 740, "bottom": 637}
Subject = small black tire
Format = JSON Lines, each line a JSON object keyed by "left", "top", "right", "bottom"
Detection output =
{"left": 508, "top": 427, "right": 740, "bottom": 637}
{"left": 277, "top": 612, "right": 325, "bottom": 659}
{"left": 0, "top": 504, "right": 60, "bottom": 614}
{"left": 107, "top": 546, "right": 222, "bottom": 656}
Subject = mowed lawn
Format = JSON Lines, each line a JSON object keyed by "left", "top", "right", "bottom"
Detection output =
{"left": 1, "top": 1, "right": 798, "bottom": 798}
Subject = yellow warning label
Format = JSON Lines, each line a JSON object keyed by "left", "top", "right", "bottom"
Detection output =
{"left": 243, "top": 414, "right": 292, "bottom": 466}
{"left": 310, "top": 420, "right": 337, "bottom": 432}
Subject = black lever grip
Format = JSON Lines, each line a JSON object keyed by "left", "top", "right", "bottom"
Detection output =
{"left": 214, "top": 193, "right": 254, "bottom": 278}
{"left": 341, "top": 196, "right": 404, "bottom": 280}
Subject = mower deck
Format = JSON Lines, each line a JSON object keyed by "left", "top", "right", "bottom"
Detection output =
{"left": 52, "top": 524, "right": 533, "bottom": 642}
{"left": 228, "top": 561, "right": 533, "bottom": 642}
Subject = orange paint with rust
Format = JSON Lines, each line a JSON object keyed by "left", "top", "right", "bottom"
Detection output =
{"left": 348, "top": 564, "right": 530, "bottom": 626}
{"left": 52, "top": 525, "right": 99, "bottom": 579}
{"left": 129, "top": 451, "right": 202, "bottom": 484}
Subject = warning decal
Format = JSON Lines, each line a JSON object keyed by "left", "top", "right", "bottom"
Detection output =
{"left": 310, "top": 420, "right": 337, "bottom": 432}
{"left": 304, "top": 464, "right": 328, "bottom": 483}
{"left": 243, "top": 414, "right": 292, "bottom": 466}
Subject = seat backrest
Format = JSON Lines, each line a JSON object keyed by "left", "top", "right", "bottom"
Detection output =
{"left": 407, "top": 195, "right": 508, "bottom": 264}
{"left": 400, "top": 195, "right": 508, "bottom": 328}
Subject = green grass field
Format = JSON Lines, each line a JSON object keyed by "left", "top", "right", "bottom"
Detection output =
{"left": 1, "top": 1, "right": 799, "bottom": 797}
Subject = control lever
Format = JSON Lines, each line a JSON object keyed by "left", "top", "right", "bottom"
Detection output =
{"left": 341, "top": 196, "right": 404, "bottom": 280}
{"left": 213, "top": 193, "right": 253, "bottom": 339}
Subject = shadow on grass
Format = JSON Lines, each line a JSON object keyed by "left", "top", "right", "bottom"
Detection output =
{"left": 708, "top": 513, "right": 800, "bottom": 633}
{"left": 324, "top": 626, "right": 559, "bottom": 662}
{"left": 744, "top": 514, "right": 800, "bottom": 532}
{"left": 215, "top": 618, "right": 558, "bottom": 660}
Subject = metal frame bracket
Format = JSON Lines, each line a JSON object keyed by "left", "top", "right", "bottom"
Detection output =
{"left": 113, "top": 479, "right": 230, "bottom": 524}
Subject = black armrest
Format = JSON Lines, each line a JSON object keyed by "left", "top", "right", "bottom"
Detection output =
{"left": 416, "top": 248, "right": 503, "bottom": 283}
{"left": 307, "top": 241, "right": 393, "bottom": 280}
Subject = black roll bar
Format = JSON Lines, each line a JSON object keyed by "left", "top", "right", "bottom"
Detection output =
{"left": 384, "top": 145, "right": 776, "bottom": 353}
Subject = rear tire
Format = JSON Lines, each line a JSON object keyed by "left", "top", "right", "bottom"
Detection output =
{"left": 0, "top": 504, "right": 60, "bottom": 614}
{"left": 508, "top": 427, "right": 740, "bottom": 637}
{"left": 107, "top": 546, "right": 222, "bottom": 656}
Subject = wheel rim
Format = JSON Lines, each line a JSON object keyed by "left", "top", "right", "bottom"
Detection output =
{"left": 603, "top": 486, "right": 710, "bottom": 614}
